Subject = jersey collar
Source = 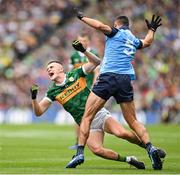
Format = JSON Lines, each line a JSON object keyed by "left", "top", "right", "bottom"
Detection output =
{"left": 55, "top": 75, "right": 67, "bottom": 87}
{"left": 118, "top": 25, "right": 129, "bottom": 30}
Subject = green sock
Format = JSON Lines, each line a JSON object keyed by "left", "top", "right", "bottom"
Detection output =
{"left": 139, "top": 142, "right": 146, "bottom": 148}
{"left": 116, "top": 154, "right": 126, "bottom": 162}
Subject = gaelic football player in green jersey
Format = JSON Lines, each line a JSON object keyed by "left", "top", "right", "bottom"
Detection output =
{"left": 70, "top": 32, "right": 99, "bottom": 150}
{"left": 31, "top": 40, "right": 148, "bottom": 169}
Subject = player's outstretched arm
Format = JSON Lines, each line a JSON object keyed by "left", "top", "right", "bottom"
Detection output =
{"left": 30, "top": 84, "right": 51, "bottom": 116}
{"left": 75, "top": 8, "right": 112, "bottom": 34}
{"left": 72, "top": 40, "right": 101, "bottom": 73}
{"left": 141, "top": 14, "right": 162, "bottom": 48}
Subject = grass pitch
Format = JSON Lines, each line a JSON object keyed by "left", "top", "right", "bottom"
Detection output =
{"left": 0, "top": 124, "right": 180, "bottom": 174}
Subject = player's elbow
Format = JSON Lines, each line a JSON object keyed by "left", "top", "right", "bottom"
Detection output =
{"left": 96, "top": 59, "right": 101, "bottom": 65}
{"left": 34, "top": 111, "right": 43, "bottom": 117}
{"left": 143, "top": 39, "right": 153, "bottom": 48}
{"left": 147, "top": 39, "right": 153, "bottom": 46}
{"left": 91, "top": 57, "right": 101, "bottom": 66}
{"left": 94, "top": 23, "right": 104, "bottom": 30}
{"left": 36, "top": 114, "right": 42, "bottom": 117}
{"left": 93, "top": 61, "right": 101, "bottom": 68}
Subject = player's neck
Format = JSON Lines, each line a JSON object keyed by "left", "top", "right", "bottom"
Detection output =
{"left": 55, "top": 73, "right": 66, "bottom": 85}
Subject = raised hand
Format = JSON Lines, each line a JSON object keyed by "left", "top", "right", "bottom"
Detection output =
{"left": 72, "top": 40, "right": 86, "bottom": 53}
{"left": 74, "top": 8, "right": 84, "bottom": 20}
{"left": 30, "top": 84, "right": 39, "bottom": 100}
{"left": 145, "top": 14, "right": 162, "bottom": 32}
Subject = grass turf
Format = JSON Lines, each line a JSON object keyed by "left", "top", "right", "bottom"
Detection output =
{"left": 0, "top": 124, "right": 180, "bottom": 174}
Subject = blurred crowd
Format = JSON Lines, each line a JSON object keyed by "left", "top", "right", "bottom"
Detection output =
{"left": 0, "top": 0, "right": 179, "bottom": 124}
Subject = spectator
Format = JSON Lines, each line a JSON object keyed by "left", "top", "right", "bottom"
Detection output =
{"left": 0, "top": 0, "right": 179, "bottom": 124}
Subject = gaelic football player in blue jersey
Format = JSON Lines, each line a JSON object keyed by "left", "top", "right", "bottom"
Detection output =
{"left": 67, "top": 11, "right": 166, "bottom": 170}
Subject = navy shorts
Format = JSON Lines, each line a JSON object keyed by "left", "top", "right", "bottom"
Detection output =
{"left": 92, "top": 73, "right": 134, "bottom": 103}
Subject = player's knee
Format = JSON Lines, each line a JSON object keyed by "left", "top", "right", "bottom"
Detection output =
{"left": 91, "top": 146, "right": 103, "bottom": 156}
{"left": 85, "top": 104, "right": 100, "bottom": 118}
{"left": 81, "top": 117, "right": 92, "bottom": 128}
{"left": 80, "top": 127, "right": 89, "bottom": 138}
{"left": 87, "top": 108, "right": 97, "bottom": 118}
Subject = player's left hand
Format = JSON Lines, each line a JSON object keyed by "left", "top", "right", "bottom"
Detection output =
{"left": 145, "top": 14, "right": 162, "bottom": 32}
{"left": 72, "top": 40, "right": 86, "bottom": 53}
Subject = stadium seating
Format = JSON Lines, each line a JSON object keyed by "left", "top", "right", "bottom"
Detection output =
{"left": 0, "top": 0, "right": 179, "bottom": 124}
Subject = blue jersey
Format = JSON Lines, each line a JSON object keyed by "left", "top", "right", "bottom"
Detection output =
{"left": 100, "top": 26, "right": 142, "bottom": 80}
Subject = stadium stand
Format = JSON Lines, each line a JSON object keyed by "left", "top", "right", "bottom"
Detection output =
{"left": 0, "top": 0, "right": 179, "bottom": 124}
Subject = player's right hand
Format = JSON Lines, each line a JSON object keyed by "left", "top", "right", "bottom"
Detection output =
{"left": 30, "top": 84, "right": 39, "bottom": 100}
{"left": 74, "top": 8, "right": 84, "bottom": 20}
{"left": 145, "top": 14, "right": 162, "bottom": 32}
{"left": 72, "top": 40, "right": 86, "bottom": 53}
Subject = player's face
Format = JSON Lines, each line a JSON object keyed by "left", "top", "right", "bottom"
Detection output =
{"left": 77, "top": 36, "right": 90, "bottom": 49}
{"left": 113, "top": 20, "right": 122, "bottom": 29}
{"left": 46, "top": 62, "right": 64, "bottom": 81}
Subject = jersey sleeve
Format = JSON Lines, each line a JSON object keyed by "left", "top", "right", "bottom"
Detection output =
{"left": 133, "top": 37, "right": 143, "bottom": 49}
{"left": 46, "top": 89, "right": 55, "bottom": 102}
{"left": 105, "top": 27, "right": 119, "bottom": 38}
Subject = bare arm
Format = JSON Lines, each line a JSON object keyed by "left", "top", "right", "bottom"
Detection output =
{"left": 32, "top": 98, "right": 51, "bottom": 116}
{"left": 140, "top": 30, "right": 155, "bottom": 48}
{"left": 81, "top": 17, "right": 112, "bottom": 35}
{"left": 30, "top": 84, "right": 51, "bottom": 116}
{"left": 72, "top": 40, "right": 101, "bottom": 74}
{"left": 140, "top": 14, "right": 162, "bottom": 49}
{"left": 75, "top": 9, "right": 111, "bottom": 34}
{"left": 82, "top": 50, "right": 101, "bottom": 74}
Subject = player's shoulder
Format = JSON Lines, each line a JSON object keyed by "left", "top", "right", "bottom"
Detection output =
{"left": 68, "top": 66, "right": 82, "bottom": 75}
{"left": 46, "top": 83, "right": 57, "bottom": 99}
{"left": 69, "top": 66, "right": 86, "bottom": 77}
{"left": 47, "top": 82, "right": 56, "bottom": 92}
{"left": 106, "top": 26, "right": 132, "bottom": 39}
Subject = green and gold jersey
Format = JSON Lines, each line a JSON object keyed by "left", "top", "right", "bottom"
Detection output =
{"left": 46, "top": 67, "right": 90, "bottom": 125}
{"left": 70, "top": 49, "right": 97, "bottom": 89}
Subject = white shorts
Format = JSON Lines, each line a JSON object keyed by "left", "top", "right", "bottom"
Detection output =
{"left": 90, "top": 108, "right": 111, "bottom": 132}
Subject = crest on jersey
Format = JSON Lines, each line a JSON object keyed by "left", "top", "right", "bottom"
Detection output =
{"left": 69, "top": 77, "right": 74, "bottom": 82}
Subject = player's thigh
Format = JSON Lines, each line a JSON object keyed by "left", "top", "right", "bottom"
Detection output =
{"left": 120, "top": 101, "right": 137, "bottom": 124}
{"left": 84, "top": 92, "right": 106, "bottom": 118}
{"left": 113, "top": 74, "right": 134, "bottom": 104}
{"left": 104, "top": 117, "right": 127, "bottom": 135}
{"left": 87, "top": 131, "right": 104, "bottom": 151}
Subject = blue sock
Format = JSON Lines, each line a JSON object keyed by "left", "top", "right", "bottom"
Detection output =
{"left": 76, "top": 145, "right": 84, "bottom": 155}
{"left": 146, "top": 142, "right": 153, "bottom": 152}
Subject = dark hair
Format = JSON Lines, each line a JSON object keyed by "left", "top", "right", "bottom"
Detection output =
{"left": 47, "top": 60, "right": 62, "bottom": 65}
{"left": 115, "top": 15, "right": 129, "bottom": 26}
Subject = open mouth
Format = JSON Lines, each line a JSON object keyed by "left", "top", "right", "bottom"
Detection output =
{"left": 49, "top": 72, "right": 54, "bottom": 77}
